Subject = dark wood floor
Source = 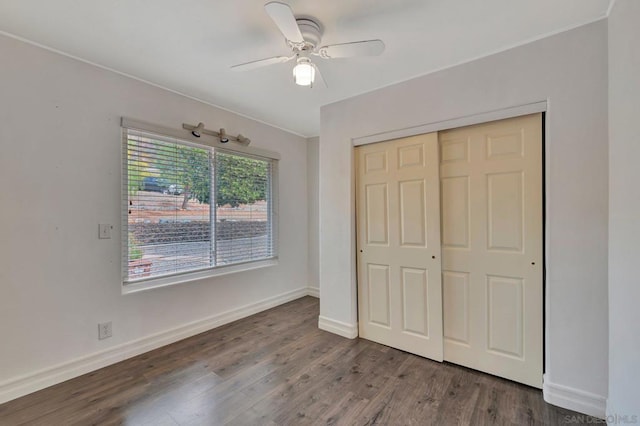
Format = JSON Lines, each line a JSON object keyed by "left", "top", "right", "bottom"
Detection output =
{"left": 0, "top": 296, "right": 583, "bottom": 425}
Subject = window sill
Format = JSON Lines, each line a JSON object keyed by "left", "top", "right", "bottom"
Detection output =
{"left": 121, "top": 258, "right": 278, "bottom": 295}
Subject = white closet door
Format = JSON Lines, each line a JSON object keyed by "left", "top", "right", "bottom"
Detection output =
{"left": 439, "top": 113, "right": 543, "bottom": 388}
{"left": 356, "top": 133, "right": 443, "bottom": 361}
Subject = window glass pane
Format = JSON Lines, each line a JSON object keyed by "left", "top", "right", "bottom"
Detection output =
{"left": 123, "top": 128, "right": 276, "bottom": 285}
{"left": 215, "top": 151, "right": 272, "bottom": 265}
{"left": 126, "top": 131, "right": 212, "bottom": 282}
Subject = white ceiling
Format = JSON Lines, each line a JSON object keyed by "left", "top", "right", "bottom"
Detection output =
{"left": 0, "top": 0, "right": 611, "bottom": 137}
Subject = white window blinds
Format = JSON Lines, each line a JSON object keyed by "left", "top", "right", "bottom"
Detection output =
{"left": 123, "top": 128, "right": 276, "bottom": 284}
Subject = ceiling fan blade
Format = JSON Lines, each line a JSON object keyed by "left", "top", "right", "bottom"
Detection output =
{"left": 265, "top": 1, "right": 304, "bottom": 44}
{"left": 314, "top": 64, "right": 328, "bottom": 88}
{"left": 318, "top": 40, "right": 385, "bottom": 59}
{"left": 231, "top": 55, "right": 294, "bottom": 71}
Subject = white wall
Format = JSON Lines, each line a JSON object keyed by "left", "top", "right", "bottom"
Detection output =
{"left": 307, "top": 137, "right": 320, "bottom": 295}
{"left": 608, "top": 0, "right": 640, "bottom": 417}
{"left": 319, "top": 20, "right": 609, "bottom": 416}
{"left": 0, "top": 34, "right": 308, "bottom": 401}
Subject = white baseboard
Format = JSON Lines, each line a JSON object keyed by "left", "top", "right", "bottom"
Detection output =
{"left": 307, "top": 286, "right": 319, "bottom": 298}
{"left": 0, "top": 287, "right": 312, "bottom": 405}
{"left": 318, "top": 315, "right": 358, "bottom": 339}
{"left": 543, "top": 374, "right": 607, "bottom": 418}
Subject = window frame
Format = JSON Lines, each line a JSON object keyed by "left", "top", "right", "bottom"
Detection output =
{"left": 121, "top": 118, "right": 280, "bottom": 294}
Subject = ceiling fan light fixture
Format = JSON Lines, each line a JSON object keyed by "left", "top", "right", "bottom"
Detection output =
{"left": 293, "top": 58, "right": 315, "bottom": 87}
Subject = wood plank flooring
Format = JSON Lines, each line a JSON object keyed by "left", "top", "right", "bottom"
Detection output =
{"left": 0, "top": 296, "right": 584, "bottom": 425}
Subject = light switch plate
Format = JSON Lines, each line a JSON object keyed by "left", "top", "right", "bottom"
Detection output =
{"left": 99, "top": 224, "right": 112, "bottom": 239}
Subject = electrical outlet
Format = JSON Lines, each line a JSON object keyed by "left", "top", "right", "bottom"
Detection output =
{"left": 98, "top": 322, "right": 112, "bottom": 340}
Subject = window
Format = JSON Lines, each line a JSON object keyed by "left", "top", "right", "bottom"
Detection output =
{"left": 122, "top": 127, "right": 277, "bottom": 287}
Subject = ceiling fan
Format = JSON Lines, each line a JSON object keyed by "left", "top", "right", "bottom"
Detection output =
{"left": 231, "top": 1, "right": 385, "bottom": 88}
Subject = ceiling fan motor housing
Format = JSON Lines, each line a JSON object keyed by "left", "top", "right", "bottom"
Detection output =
{"left": 296, "top": 19, "right": 322, "bottom": 50}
